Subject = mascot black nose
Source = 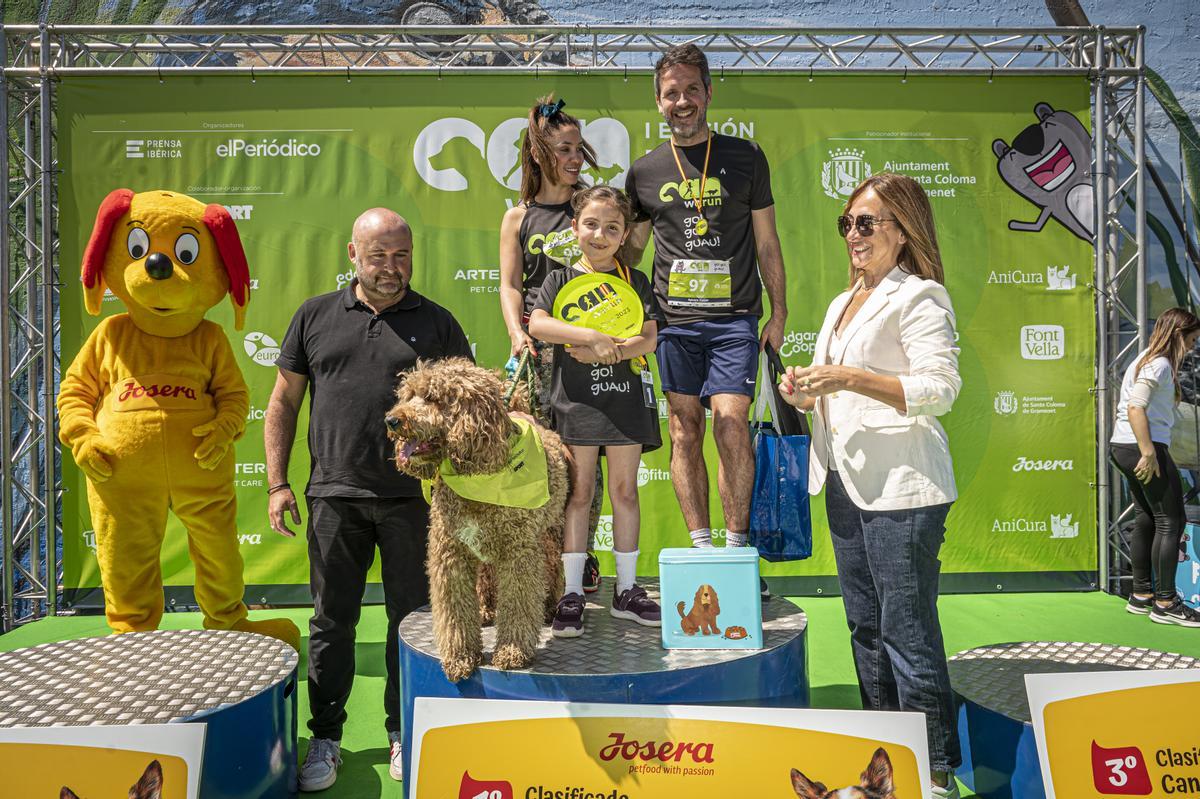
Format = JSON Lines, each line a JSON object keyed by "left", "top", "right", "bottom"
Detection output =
{"left": 145, "top": 252, "right": 173, "bottom": 280}
{"left": 1011, "top": 122, "right": 1046, "bottom": 156}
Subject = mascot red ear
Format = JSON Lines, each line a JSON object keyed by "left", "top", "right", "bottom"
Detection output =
{"left": 81, "top": 188, "right": 134, "bottom": 316}
{"left": 202, "top": 203, "right": 251, "bottom": 331}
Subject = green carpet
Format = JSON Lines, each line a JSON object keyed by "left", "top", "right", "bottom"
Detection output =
{"left": 3, "top": 591, "right": 1198, "bottom": 798}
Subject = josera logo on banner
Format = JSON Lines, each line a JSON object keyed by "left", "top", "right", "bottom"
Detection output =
{"left": 56, "top": 74, "right": 1096, "bottom": 600}
{"left": 410, "top": 698, "right": 930, "bottom": 799}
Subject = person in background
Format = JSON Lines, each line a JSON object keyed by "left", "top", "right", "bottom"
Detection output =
{"left": 778, "top": 172, "right": 962, "bottom": 799}
{"left": 499, "top": 95, "right": 604, "bottom": 594}
{"left": 1110, "top": 306, "right": 1200, "bottom": 627}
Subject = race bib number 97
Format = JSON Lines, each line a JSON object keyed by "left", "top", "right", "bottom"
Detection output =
{"left": 667, "top": 259, "right": 732, "bottom": 308}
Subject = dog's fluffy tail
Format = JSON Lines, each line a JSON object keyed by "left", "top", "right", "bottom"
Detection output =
{"left": 676, "top": 601, "right": 687, "bottom": 618}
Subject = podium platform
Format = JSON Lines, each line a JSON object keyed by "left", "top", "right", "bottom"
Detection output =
{"left": 950, "top": 640, "right": 1200, "bottom": 799}
{"left": 0, "top": 629, "right": 298, "bottom": 798}
{"left": 397, "top": 581, "right": 808, "bottom": 797}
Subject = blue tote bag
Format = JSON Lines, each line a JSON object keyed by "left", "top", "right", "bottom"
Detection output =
{"left": 749, "top": 346, "right": 813, "bottom": 562}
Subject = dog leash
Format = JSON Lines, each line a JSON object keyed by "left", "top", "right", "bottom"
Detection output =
{"left": 502, "top": 347, "right": 543, "bottom": 421}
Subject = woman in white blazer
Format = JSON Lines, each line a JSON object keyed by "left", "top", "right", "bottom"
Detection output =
{"left": 779, "top": 172, "right": 962, "bottom": 799}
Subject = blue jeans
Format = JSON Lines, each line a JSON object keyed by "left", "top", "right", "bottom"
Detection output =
{"left": 825, "top": 469, "right": 962, "bottom": 770}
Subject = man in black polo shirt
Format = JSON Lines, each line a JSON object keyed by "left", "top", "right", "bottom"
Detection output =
{"left": 624, "top": 44, "right": 788, "bottom": 580}
{"left": 265, "top": 208, "right": 471, "bottom": 791}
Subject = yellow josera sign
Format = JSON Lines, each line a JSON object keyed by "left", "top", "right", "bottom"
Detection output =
{"left": 1043, "top": 681, "right": 1200, "bottom": 797}
{"left": 416, "top": 716, "right": 922, "bottom": 799}
{"left": 0, "top": 743, "right": 188, "bottom": 798}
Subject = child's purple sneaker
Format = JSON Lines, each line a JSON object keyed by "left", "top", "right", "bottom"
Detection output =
{"left": 611, "top": 584, "right": 661, "bottom": 627}
{"left": 551, "top": 592, "right": 585, "bottom": 638}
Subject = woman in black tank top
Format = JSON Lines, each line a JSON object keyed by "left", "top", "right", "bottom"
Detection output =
{"left": 499, "top": 96, "right": 597, "bottom": 358}
{"left": 499, "top": 95, "right": 606, "bottom": 592}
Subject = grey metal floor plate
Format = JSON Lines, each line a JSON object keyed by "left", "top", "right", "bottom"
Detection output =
{"left": 0, "top": 629, "right": 297, "bottom": 727}
{"left": 949, "top": 640, "right": 1199, "bottom": 723}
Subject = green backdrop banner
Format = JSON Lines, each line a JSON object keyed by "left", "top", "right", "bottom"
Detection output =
{"left": 57, "top": 74, "right": 1097, "bottom": 602}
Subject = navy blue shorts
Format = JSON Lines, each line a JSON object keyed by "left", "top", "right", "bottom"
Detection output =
{"left": 657, "top": 316, "right": 759, "bottom": 406}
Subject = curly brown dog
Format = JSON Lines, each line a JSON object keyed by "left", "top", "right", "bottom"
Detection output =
{"left": 386, "top": 357, "right": 567, "bottom": 682}
{"left": 677, "top": 583, "right": 721, "bottom": 636}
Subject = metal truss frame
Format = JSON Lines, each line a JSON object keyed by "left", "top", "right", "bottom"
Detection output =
{"left": 0, "top": 24, "right": 1145, "bottom": 629}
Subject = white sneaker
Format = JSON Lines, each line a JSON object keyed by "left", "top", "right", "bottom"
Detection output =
{"left": 299, "top": 738, "right": 341, "bottom": 792}
{"left": 931, "top": 774, "right": 961, "bottom": 799}
{"left": 388, "top": 731, "right": 404, "bottom": 781}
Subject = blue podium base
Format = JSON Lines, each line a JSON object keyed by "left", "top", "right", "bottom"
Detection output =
{"left": 0, "top": 629, "right": 298, "bottom": 798}
{"left": 398, "top": 582, "right": 808, "bottom": 798}
{"left": 950, "top": 641, "right": 1200, "bottom": 799}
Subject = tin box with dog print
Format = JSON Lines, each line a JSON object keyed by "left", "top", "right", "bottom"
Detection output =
{"left": 658, "top": 547, "right": 763, "bottom": 650}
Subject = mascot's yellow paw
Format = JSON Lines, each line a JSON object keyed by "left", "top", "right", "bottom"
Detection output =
{"left": 231, "top": 617, "right": 302, "bottom": 651}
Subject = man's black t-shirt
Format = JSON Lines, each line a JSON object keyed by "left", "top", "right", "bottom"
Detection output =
{"left": 276, "top": 282, "right": 473, "bottom": 498}
{"left": 532, "top": 266, "right": 662, "bottom": 451}
{"left": 624, "top": 134, "right": 774, "bottom": 326}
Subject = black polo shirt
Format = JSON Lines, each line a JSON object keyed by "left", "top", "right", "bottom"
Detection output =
{"left": 276, "top": 281, "right": 473, "bottom": 498}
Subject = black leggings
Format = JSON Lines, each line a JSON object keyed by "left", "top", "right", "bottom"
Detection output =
{"left": 1110, "top": 441, "right": 1185, "bottom": 600}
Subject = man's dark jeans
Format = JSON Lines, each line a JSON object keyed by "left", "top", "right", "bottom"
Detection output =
{"left": 825, "top": 469, "right": 962, "bottom": 770}
{"left": 306, "top": 495, "right": 430, "bottom": 740}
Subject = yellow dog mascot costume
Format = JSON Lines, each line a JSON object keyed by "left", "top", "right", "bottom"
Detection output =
{"left": 57, "top": 189, "right": 299, "bottom": 649}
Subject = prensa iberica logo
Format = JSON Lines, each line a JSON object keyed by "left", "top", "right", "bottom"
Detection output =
{"left": 822, "top": 147, "right": 873, "bottom": 200}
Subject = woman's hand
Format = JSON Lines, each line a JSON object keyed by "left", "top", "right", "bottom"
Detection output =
{"left": 791, "top": 364, "right": 855, "bottom": 396}
{"left": 509, "top": 328, "right": 536, "bottom": 357}
{"left": 1134, "top": 449, "right": 1161, "bottom": 483}
{"left": 586, "top": 330, "right": 623, "bottom": 364}
{"left": 778, "top": 366, "right": 814, "bottom": 409}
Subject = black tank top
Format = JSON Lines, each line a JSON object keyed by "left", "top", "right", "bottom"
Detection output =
{"left": 517, "top": 200, "right": 579, "bottom": 313}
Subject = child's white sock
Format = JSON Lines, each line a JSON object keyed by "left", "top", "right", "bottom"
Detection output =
{"left": 562, "top": 552, "right": 587, "bottom": 596}
{"left": 689, "top": 528, "right": 714, "bottom": 547}
{"left": 726, "top": 530, "right": 749, "bottom": 547}
{"left": 614, "top": 549, "right": 639, "bottom": 594}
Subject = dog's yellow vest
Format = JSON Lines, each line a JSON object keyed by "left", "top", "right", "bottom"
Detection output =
{"left": 422, "top": 417, "right": 550, "bottom": 508}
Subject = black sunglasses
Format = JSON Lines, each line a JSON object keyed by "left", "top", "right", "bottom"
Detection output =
{"left": 837, "top": 214, "right": 898, "bottom": 237}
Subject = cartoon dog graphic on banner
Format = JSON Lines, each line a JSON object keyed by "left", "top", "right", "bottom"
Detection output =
{"left": 57, "top": 189, "right": 299, "bottom": 650}
{"left": 992, "top": 102, "right": 1095, "bottom": 242}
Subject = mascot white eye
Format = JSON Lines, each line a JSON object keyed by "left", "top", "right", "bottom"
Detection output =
{"left": 174, "top": 232, "right": 200, "bottom": 265}
{"left": 126, "top": 228, "right": 150, "bottom": 259}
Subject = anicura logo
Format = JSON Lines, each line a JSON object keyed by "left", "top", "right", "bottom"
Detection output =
{"left": 243, "top": 332, "right": 281, "bottom": 367}
{"left": 992, "top": 513, "right": 1079, "bottom": 538}
{"left": 636, "top": 459, "right": 671, "bottom": 487}
{"left": 413, "top": 117, "right": 629, "bottom": 193}
{"left": 238, "top": 533, "right": 264, "bottom": 545}
{"left": 1012, "top": 456, "right": 1074, "bottom": 472}
{"left": 986, "top": 264, "right": 1077, "bottom": 290}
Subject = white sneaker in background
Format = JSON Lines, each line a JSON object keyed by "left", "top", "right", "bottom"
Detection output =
{"left": 388, "top": 730, "right": 404, "bottom": 781}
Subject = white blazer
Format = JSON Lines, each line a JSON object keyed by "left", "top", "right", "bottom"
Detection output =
{"left": 808, "top": 266, "right": 961, "bottom": 511}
